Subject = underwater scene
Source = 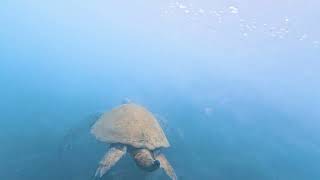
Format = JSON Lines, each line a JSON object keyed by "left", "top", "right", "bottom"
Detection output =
{"left": 1, "top": 0, "right": 320, "bottom": 180}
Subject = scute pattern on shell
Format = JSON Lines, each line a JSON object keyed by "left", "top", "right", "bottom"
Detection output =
{"left": 91, "top": 103, "right": 170, "bottom": 150}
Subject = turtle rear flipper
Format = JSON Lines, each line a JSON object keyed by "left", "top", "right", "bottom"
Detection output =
{"left": 156, "top": 154, "right": 177, "bottom": 180}
{"left": 95, "top": 144, "right": 127, "bottom": 178}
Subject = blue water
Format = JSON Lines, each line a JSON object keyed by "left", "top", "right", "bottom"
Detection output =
{"left": 1, "top": 1, "right": 320, "bottom": 179}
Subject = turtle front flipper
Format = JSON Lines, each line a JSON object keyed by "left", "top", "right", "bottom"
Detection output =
{"left": 95, "top": 144, "right": 127, "bottom": 178}
{"left": 156, "top": 154, "right": 177, "bottom": 180}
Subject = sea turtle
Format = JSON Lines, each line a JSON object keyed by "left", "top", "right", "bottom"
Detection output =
{"left": 91, "top": 103, "right": 177, "bottom": 180}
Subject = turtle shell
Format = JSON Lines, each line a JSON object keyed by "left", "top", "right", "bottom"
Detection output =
{"left": 91, "top": 103, "right": 170, "bottom": 150}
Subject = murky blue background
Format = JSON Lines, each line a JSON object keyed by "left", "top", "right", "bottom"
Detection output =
{"left": 1, "top": 0, "right": 320, "bottom": 179}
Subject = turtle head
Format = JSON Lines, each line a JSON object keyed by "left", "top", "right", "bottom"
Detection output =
{"left": 132, "top": 149, "right": 160, "bottom": 172}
